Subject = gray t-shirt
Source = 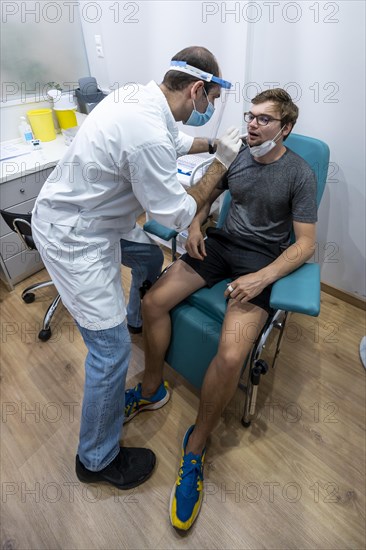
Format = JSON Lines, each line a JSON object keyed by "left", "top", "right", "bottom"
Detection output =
{"left": 219, "top": 145, "right": 317, "bottom": 249}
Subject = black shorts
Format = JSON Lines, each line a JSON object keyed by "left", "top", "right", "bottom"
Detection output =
{"left": 181, "top": 228, "right": 281, "bottom": 314}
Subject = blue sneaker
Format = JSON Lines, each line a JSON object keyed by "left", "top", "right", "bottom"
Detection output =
{"left": 124, "top": 381, "right": 170, "bottom": 424}
{"left": 169, "top": 425, "right": 206, "bottom": 531}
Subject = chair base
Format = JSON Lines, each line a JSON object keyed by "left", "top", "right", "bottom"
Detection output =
{"left": 241, "top": 310, "right": 289, "bottom": 426}
{"left": 22, "top": 280, "right": 62, "bottom": 341}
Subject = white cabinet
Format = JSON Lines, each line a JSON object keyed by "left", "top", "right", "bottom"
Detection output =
{"left": 0, "top": 167, "right": 54, "bottom": 289}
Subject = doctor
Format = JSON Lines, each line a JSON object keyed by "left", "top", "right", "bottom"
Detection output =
{"left": 31, "top": 46, "right": 242, "bottom": 490}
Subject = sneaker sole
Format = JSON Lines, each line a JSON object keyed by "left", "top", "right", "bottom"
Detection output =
{"left": 123, "top": 389, "right": 170, "bottom": 424}
{"left": 76, "top": 454, "right": 156, "bottom": 490}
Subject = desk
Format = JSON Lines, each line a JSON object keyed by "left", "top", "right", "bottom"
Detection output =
{"left": 0, "top": 135, "right": 68, "bottom": 289}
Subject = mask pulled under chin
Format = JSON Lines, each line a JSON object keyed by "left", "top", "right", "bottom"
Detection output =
{"left": 249, "top": 140, "right": 276, "bottom": 158}
{"left": 249, "top": 127, "right": 284, "bottom": 158}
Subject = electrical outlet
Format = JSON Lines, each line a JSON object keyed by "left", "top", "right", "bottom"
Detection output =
{"left": 94, "top": 35, "right": 104, "bottom": 58}
{"left": 96, "top": 45, "right": 104, "bottom": 58}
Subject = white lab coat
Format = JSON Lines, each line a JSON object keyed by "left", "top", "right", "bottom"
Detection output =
{"left": 32, "top": 81, "right": 196, "bottom": 329}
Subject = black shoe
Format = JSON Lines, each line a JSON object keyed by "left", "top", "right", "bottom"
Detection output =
{"left": 127, "top": 324, "right": 143, "bottom": 334}
{"left": 75, "top": 447, "right": 156, "bottom": 490}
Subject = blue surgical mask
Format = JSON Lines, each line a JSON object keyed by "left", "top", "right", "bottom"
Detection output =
{"left": 184, "top": 89, "right": 215, "bottom": 127}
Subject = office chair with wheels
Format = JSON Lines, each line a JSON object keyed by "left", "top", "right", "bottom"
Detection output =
{"left": 148, "top": 133, "right": 330, "bottom": 427}
{"left": 0, "top": 210, "right": 62, "bottom": 342}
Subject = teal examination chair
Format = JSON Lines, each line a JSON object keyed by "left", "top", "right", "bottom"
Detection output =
{"left": 143, "top": 134, "right": 330, "bottom": 426}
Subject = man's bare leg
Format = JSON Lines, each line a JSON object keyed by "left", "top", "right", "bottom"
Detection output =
{"left": 141, "top": 260, "right": 206, "bottom": 396}
{"left": 185, "top": 300, "right": 268, "bottom": 454}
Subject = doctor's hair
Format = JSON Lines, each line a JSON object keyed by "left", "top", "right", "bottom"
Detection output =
{"left": 162, "top": 46, "right": 220, "bottom": 94}
{"left": 252, "top": 88, "right": 299, "bottom": 139}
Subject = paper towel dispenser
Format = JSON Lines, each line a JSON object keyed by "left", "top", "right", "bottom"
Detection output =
{"left": 75, "top": 77, "right": 107, "bottom": 114}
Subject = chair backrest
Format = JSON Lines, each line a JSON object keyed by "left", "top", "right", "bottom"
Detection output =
{"left": 0, "top": 210, "right": 35, "bottom": 250}
{"left": 217, "top": 133, "right": 330, "bottom": 229}
{"left": 285, "top": 133, "right": 330, "bottom": 207}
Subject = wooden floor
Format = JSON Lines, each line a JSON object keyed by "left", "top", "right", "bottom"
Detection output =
{"left": 1, "top": 258, "right": 365, "bottom": 550}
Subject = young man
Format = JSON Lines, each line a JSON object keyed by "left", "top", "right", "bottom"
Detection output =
{"left": 124, "top": 89, "right": 317, "bottom": 529}
{"left": 31, "top": 46, "right": 242, "bottom": 491}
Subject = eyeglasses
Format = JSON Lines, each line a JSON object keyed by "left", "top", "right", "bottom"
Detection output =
{"left": 244, "top": 112, "right": 282, "bottom": 126}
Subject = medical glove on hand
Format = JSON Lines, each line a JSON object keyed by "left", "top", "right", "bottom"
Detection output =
{"left": 215, "top": 127, "right": 242, "bottom": 170}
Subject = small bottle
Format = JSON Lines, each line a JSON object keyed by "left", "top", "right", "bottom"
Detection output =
{"left": 19, "top": 116, "right": 33, "bottom": 144}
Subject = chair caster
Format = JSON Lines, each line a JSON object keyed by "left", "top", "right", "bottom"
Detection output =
{"left": 241, "top": 418, "right": 251, "bottom": 428}
{"left": 38, "top": 328, "right": 52, "bottom": 341}
{"left": 23, "top": 293, "right": 35, "bottom": 303}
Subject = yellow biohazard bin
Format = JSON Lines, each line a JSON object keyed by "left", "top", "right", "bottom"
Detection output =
{"left": 27, "top": 109, "right": 56, "bottom": 141}
{"left": 54, "top": 108, "right": 78, "bottom": 130}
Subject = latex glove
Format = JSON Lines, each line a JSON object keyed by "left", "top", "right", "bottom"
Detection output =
{"left": 215, "top": 127, "right": 242, "bottom": 170}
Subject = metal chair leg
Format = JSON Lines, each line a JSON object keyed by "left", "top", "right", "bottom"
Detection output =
{"left": 242, "top": 359, "right": 269, "bottom": 427}
{"left": 242, "top": 366, "right": 254, "bottom": 427}
{"left": 20, "top": 280, "right": 63, "bottom": 341}
{"left": 241, "top": 309, "right": 289, "bottom": 427}
{"left": 171, "top": 237, "right": 177, "bottom": 262}
{"left": 38, "top": 294, "right": 62, "bottom": 341}
{"left": 21, "top": 280, "right": 55, "bottom": 302}
{"left": 271, "top": 311, "right": 288, "bottom": 368}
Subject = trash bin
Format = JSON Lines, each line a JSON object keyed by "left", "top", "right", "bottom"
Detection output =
{"left": 54, "top": 108, "right": 78, "bottom": 130}
{"left": 27, "top": 109, "right": 56, "bottom": 141}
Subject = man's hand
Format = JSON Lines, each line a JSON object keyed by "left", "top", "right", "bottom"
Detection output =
{"left": 215, "top": 127, "right": 242, "bottom": 170}
{"left": 224, "top": 273, "right": 266, "bottom": 302}
{"left": 185, "top": 226, "right": 207, "bottom": 260}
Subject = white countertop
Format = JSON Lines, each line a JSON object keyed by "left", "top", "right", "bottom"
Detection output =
{"left": 0, "top": 134, "right": 68, "bottom": 184}
{"left": 0, "top": 135, "right": 211, "bottom": 189}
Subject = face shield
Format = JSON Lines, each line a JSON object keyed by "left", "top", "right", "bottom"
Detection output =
{"left": 169, "top": 61, "right": 232, "bottom": 140}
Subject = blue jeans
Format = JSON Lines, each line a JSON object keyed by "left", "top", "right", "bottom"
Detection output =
{"left": 120, "top": 239, "right": 164, "bottom": 328}
{"left": 76, "top": 321, "right": 131, "bottom": 471}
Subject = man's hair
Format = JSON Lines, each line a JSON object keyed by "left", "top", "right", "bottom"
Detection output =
{"left": 162, "top": 46, "right": 220, "bottom": 94}
{"left": 252, "top": 88, "right": 299, "bottom": 138}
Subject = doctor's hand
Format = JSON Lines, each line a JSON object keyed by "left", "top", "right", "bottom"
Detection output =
{"left": 185, "top": 226, "right": 207, "bottom": 260}
{"left": 215, "top": 127, "right": 242, "bottom": 170}
{"left": 224, "top": 273, "right": 266, "bottom": 303}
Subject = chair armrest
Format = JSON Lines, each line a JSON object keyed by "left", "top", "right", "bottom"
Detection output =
{"left": 270, "top": 263, "right": 321, "bottom": 316}
{"left": 143, "top": 220, "right": 178, "bottom": 241}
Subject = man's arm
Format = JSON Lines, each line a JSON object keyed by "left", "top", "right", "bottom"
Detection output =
{"left": 225, "top": 221, "right": 316, "bottom": 302}
{"left": 132, "top": 128, "right": 240, "bottom": 232}
{"left": 187, "top": 138, "right": 217, "bottom": 155}
{"left": 185, "top": 187, "right": 223, "bottom": 260}
{"left": 261, "top": 221, "right": 316, "bottom": 283}
{"left": 187, "top": 127, "right": 240, "bottom": 212}
{"left": 186, "top": 160, "right": 226, "bottom": 212}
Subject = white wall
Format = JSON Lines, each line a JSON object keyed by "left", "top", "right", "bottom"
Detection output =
{"left": 78, "top": 0, "right": 249, "bottom": 138}
{"left": 1, "top": 99, "right": 55, "bottom": 141}
{"left": 247, "top": 0, "right": 365, "bottom": 298}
